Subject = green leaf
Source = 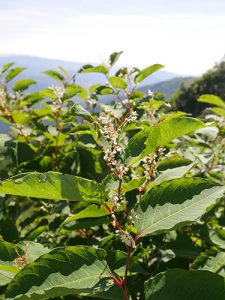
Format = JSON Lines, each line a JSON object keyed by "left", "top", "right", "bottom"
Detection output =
{"left": 39, "top": 88, "right": 57, "bottom": 100}
{"left": 198, "top": 94, "right": 225, "bottom": 108}
{"left": 210, "top": 107, "right": 225, "bottom": 118}
{"left": 96, "top": 86, "right": 114, "bottom": 95}
{"left": 16, "top": 241, "right": 50, "bottom": 261}
{"left": 63, "top": 84, "right": 88, "bottom": 100}
{"left": 209, "top": 229, "right": 225, "bottom": 250}
{"left": 6, "top": 68, "right": 26, "bottom": 82}
{"left": 2, "top": 62, "right": 14, "bottom": 73}
{"left": 135, "top": 64, "right": 164, "bottom": 84}
{"left": 126, "top": 117, "right": 205, "bottom": 165}
{"left": 108, "top": 76, "right": 127, "bottom": 89}
{"left": 158, "top": 157, "right": 192, "bottom": 171}
{"left": 134, "top": 178, "right": 225, "bottom": 239}
{"left": 0, "top": 219, "right": 20, "bottom": 242}
{"left": 0, "top": 241, "right": 49, "bottom": 286}
{"left": 58, "top": 65, "right": 67, "bottom": 74}
{"left": 130, "top": 91, "right": 145, "bottom": 101}
{"left": 25, "top": 225, "right": 48, "bottom": 240}
{"left": 146, "top": 162, "right": 195, "bottom": 190}
{"left": 121, "top": 177, "right": 145, "bottom": 193}
{"left": 79, "top": 64, "right": 108, "bottom": 74}
{"left": 64, "top": 203, "right": 111, "bottom": 225}
{"left": 0, "top": 241, "right": 19, "bottom": 286}
{"left": 0, "top": 241, "right": 17, "bottom": 262}
{"left": 13, "top": 79, "right": 36, "bottom": 92}
{"left": 71, "top": 103, "right": 94, "bottom": 122}
{"left": 0, "top": 172, "right": 107, "bottom": 204}
{"left": 192, "top": 248, "right": 225, "bottom": 274}
{"left": 5, "top": 246, "right": 113, "bottom": 300}
{"left": 109, "top": 51, "right": 123, "bottom": 66}
{"left": 144, "top": 268, "right": 225, "bottom": 300}
{"left": 0, "top": 265, "right": 19, "bottom": 286}
{"left": 63, "top": 203, "right": 111, "bottom": 230}
{"left": 63, "top": 217, "right": 110, "bottom": 230}
{"left": 11, "top": 112, "right": 31, "bottom": 125}
{"left": 42, "top": 70, "right": 64, "bottom": 82}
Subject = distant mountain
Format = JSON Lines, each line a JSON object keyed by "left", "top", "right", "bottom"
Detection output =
{"left": 140, "top": 76, "right": 195, "bottom": 99}
{"left": 0, "top": 55, "right": 180, "bottom": 92}
{"left": 0, "top": 55, "right": 192, "bottom": 133}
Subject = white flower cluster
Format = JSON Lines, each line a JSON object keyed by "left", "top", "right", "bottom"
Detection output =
{"left": 126, "top": 111, "right": 138, "bottom": 123}
{"left": 0, "top": 89, "right": 6, "bottom": 109}
{"left": 48, "top": 86, "right": 65, "bottom": 111}
{"left": 120, "top": 231, "right": 136, "bottom": 248}
{"left": 99, "top": 112, "right": 129, "bottom": 178}
{"left": 157, "top": 147, "right": 165, "bottom": 158}
{"left": 148, "top": 89, "right": 154, "bottom": 98}
{"left": 142, "top": 153, "right": 157, "bottom": 180}
{"left": 128, "top": 211, "right": 138, "bottom": 225}
{"left": 49, "top": 86, "right": 65, "bottom": 99}
{"left": 136, "top": 292, "right": 141, "bottom": 300}
{"left": 111, "top": 192, "right": 127, "bottom": 210}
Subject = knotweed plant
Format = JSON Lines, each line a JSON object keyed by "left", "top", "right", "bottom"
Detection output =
{"left": 0, "top": 53, "right": 225, "bottom": 300}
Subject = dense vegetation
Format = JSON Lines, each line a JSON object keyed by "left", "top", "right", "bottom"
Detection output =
{"left": 170, "top": 59, "right": 225, "bottom": 115}
{"left": 0, "top": 52, "right": 225, "bottom": 299}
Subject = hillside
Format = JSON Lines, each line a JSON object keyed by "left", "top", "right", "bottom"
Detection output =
{"left": 0, "top": 55, "right": 179, "bottom": 92}
{"left": 140, "top": 76, "right": 195, "bottom": 99}
{"left": 170, "top": 59, "right": 225, "bottom": 115}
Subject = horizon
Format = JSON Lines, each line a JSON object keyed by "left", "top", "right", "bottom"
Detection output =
{"left": 1, "top": 0, "right": 225, "bottom": 76}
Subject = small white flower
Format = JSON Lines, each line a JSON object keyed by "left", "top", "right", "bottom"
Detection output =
{"left": 148, "top": 89, "right": 154, "bottom": 98}
{"left": 49, "top": 86, "right": 65, "bottom": 99}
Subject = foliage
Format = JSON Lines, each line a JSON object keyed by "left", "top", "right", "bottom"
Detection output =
{"left": 0, "top": 53, "right": 225, "bottom": 299}
{"left": 170, "top": 59, "right": 225, "bottom": 115}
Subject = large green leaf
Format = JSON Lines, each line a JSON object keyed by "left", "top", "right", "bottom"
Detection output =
{"left": 0, "top": 172, "right": 107, "bottom": 204}
{"left": 2, "top": 62, "right": 14, "bottom": 73}
{"left": 11, "top": 112, "right": 31, "bottom": 125}
{"left": 62, "top": 84, "right": 88, "bottom": 100}
{"left": 109, "top": 51, "right": 123, "bottom": 66}
{"left": 144, "top": 269, "right": 225, "bottom": 300}
{"left": 126, "top": 117, "right": 205, "bottom": 165}
{"left": 0, "top": 241, "right": 17, "bottom": 262}
{"left": 63, "top": 203, "right": 111, "bottom": 226}
{"left": 121, "top": 177, "right": 145, "bottom": 193}
{"left": 108, "top": 76, "right": 127, "bottom": 89}
{"left": 146, "top": 162, "right": 195, "bottom": 190}
{"left": 210, "top": 107, "right": 225, "bottom": 118}
{"left": 134, "top": 64, "right": 164, "bottom": 84}
{"left": 13, "top": 79, "right": 36, "bottom": 92}
{"left": 209, "top": 229, "right": 225, "bottom": 250}
{"left": 16, "top": 241, "right": 50, "bottom": 262}
{"left": 79, "top": 64, "right": 108, "bottom": 74}
{"left": 42, "top": 70, "right": 64, "bottom": 82}
{"left": 0, "top": 241, "right": 19, "bottom": 286}
{"left": 5, "top": 246, "right": 113, "bottom": 300}
{"left": 71, "top": 103, "right": 94, "bottom": 122}
{"left": 0, "top": 265, "right": 18, "bottom": 286}
{"left": 134, "top": 178, "right": 225, "bottom": 239}
{"left": 0, "top": 241, "right": 49, "bottom": 286}
{"left": 192, "top": 248, "right": 225, "bottom": 274}
{"left": 5, "top": 67, "right": 26, "bottom": 82}
{"left": 198, "top": 94, "right": 225, "bottom": 108}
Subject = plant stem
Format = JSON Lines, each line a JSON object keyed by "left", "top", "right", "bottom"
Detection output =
{"left": 121, "top": 285, "right": 129, "bottom": 300}
{"left": 123, "top": 246, "right": 132, "bottom": 286}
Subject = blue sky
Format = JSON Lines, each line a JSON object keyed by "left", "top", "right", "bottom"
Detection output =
{"left": 1, "top": 0, "right": 225, "bottom": 75}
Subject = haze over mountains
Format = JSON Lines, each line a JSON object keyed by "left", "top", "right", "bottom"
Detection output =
{"left": 0, "top": 55, "right": 194, "bottom": 133}
{"left": 0, "top": 55, "right": 193, "bottom": 94}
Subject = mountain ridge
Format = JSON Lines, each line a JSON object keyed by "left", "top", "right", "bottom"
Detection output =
{"left": 0, "top": 54, "right": 181, "bottom": 91}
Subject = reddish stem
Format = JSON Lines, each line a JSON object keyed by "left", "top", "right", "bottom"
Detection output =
{"left": 123, "top": 247, "right": 132, "bottom": 286}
